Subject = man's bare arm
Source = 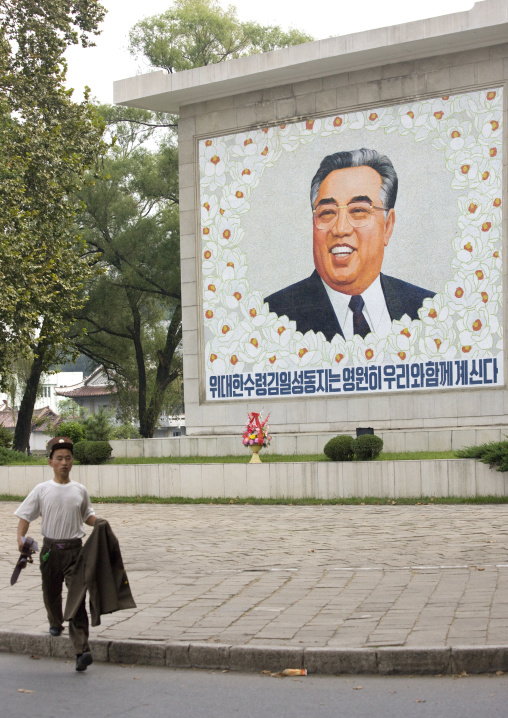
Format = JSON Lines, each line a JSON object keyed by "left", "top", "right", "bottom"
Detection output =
{"left": 85, "top": 515, "right": 96, "bottom": 527}
{"left": 17, "top": 518, "right": 30, "bottom": 551}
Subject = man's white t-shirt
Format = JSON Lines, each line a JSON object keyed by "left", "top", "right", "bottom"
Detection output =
{"left": 15, "top": 480, "right": 95, "bottom": 540}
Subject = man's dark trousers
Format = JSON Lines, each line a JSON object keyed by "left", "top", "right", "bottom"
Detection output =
{"left": 40, "top": 538, "right": 89, "bottom": 654}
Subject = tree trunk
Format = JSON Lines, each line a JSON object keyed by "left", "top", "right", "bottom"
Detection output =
{"left": 140, "top": 305, "right": 182, "bottom": 439}
{"left": 13, "top": 345, "right": 46, "bottom": 453}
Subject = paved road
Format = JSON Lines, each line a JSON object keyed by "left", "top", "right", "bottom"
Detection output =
{"left": 1, "top": 653, "right": 507, "bottom": 718}
{"left": 2, "top": 502, "right": 508, "bottom": 651}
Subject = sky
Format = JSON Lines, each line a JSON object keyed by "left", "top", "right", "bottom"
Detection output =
{"left": 65, "top": 0, "right": 476, "bottom": 105}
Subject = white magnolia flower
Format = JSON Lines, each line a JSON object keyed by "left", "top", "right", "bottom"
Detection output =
{"left": 200, "top": 139, "right": 228, "bottom": 190}
{"left": 323, "top": 333, "right": 352, "bottom": 369}
{"left": 239, "top": 294, "right": 278, "bottom": 329}
{"left": 321, "top": 113, "right": 350, "bottom": 135}
{"left": 229, "top": 156, "right": 265, "bottom": 188}
{"left": 219, "top": 181, "right": 251, "bottom": 215}
{"left": 431, "top": 119, "right": 473, "bottom": 153}
{"left": 418, "top": 294, "right": 455, "bottom": 329}
{"left": 207, "top": 306, "right": 242, "bottom": 346}
{"left": 385, "top": 316, "right": 422, "bottom": 363}
{"left": 449, "top": 148, "right": 484, "bottom": 189}
{"left": 457, "top": 306, "right": 499, "bottom": 338}
{"left": 349, "top": 333, "right": 386, "bottom": 365}
{"left": 444, "top": 275, "right": 482, "bottom": 313}
{"left": 263, "top": 319, "right": 298, "bottom": 350}
{"left": 287, "top": 330, "right": 330, "bottom": 368}
{"left": 200, "top": 193, "right": 222, "bottom": 224}
{"left": 218, "top": 278, "right": 249, "bottom": 309}
{"left": 364, "top": 107, "right": 395, "bottom": 132}
{"left": 253, "top": 353, "right": 291, "bottom": 373}
{"left": 420, "top": 319, "right": 458, "bottom": 358}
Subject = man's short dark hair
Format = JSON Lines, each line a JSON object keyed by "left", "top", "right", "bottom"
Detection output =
{"left": 310, "top": 148, "right": 398, "bottom": 211}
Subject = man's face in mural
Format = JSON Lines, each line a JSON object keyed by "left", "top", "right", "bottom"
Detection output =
{"left": 312, "top": 166, "right": 395, "bottom": 296}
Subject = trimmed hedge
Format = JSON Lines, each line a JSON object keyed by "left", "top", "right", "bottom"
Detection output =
{"left": 324, "top": 435, "right": 355, "bottom": 461}
{"left": 0, "top": 447, "right": 31, "bottom": 465}
{"left": 353, "top": 434, "right": 383, "bottom": 460}
{"left": 73, "top": 441, "right": 112, "bottom": 465}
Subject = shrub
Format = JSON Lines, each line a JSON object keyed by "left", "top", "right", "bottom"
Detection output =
{"left": 57, "top": 421, "right": 86, "bottom": 445}
{"left": 83, "top": 407, "right": 114, "bottom": 441}
{"left": 111, "top": 422, "right": 141, "bottom": 440}
{"left": 353, "top": 434, "right": 383, "bottom": 460}
{"left": 456, "top": 440, "right": 508, "bottom": 472}
{"left": 0, "top": 425, "right": 13, "bottom": 449}
{"left": 73, "top": 441, "right": 112, "bottom": 465}
{"left": 324, "top": 435, "right": 355, "bottom": 461}
{"left": 0, "top": 447, "right": 34, "bottom": 465}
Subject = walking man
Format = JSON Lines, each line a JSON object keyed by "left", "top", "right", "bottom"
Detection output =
{"left": 15, "top": 437, "right": 96, "bottom": 671}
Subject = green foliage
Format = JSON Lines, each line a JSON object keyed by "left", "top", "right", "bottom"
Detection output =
{"left": 57, "top": 421, "right": 87, "bottom": 445}
{"left": 0, "top": 1, "right": 108, "bottom": 379}
{"left": 353, "top": 434, "right": 384, "bottom": 461}
{"left": 456, "top": 440, "right": 508, "bottom": 472}
{"left": 128, "top": 0, "right": 313, "bottom": 74}
{"left": 323, "top": 435, "right": 355, "bottom": 462}
{"left": 83, "top": 407, "right": 113, "bottom": 441}
{"left": 58, "top": 398, "right": 86, "bottom": 421}
{"left": 111, "top": 423, "right": 141, "bottom": 440}
{"left": 0, "top": 425, "right": 13, "bottom": 449}
{"left": 73, "top": 440, "right": 112, "bottom": 465}
{"left": 72, "top": 105, "right": 183, "bottom": 438}
{"left": 0, "top": 447, "right": 32, "bottom": 465}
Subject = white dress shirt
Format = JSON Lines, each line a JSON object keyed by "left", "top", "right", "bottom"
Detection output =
{"left": 322, "top": 275, "right": 393, "bottom": 340}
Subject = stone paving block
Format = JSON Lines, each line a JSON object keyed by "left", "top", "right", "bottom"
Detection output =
{"left": 377, "top": 647, "right": 451, "bottom": 674}
{"left": 304, "top": 648, "right": 377, "bottom": 674}
{"left": 230, "top": 645, "right": 303, "bottom": 673}
{"left": 451, "top": 646, "right": 508, "bottom": 673}
{"left": 109, "top": 639, "right": 166, "bottom": 666}
{"left": 0, "top": 630, "right": 13, "bottom": 652}
{"left": 88, "top": 638, "right": 110, "bottom": 663}
{"left": 166, "top": 642, "right": 191, "bottom": 668}
{"left": 10, "top": 631, "right": 51, "bottom": 657}
{"left": 50, "top": 637, "right": 75, "bottom": 659}
{"left": 189, "top": 642, "right": 231, "bottom": 669}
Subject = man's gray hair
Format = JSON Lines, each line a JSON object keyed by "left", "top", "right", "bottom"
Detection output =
{"left": 310, "top": 148, "right": 398, "bottom": 211}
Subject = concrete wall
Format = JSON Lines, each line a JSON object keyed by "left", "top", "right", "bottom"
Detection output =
{"left": 109, "top": 425, "right": 507, "bottom": 458}
{"left": 178, "top": 39, "right": 508, "bottom": 437}
{"left": 2, "top": 459, "right": 506, "bottom": 499}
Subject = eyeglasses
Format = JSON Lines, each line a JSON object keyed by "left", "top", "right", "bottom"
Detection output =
{"left": 313, "top": 202, "right": 386, "bottom": 229}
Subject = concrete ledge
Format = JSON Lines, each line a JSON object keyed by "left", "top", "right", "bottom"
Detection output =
{"left": 377, "top": 647, "right": 451, "bottom": 674}
{"left": 1, "top": 631, "right": 508, "bottom": 674}
{"left": 451, "top": 646, "right": 508, "bottom": 673}
{"left": 304, "top": 647, "right": 377, "bottom": 674}
{"left": 108, "top": 639, "right": 167, "bottom": 666}
{"left": 229, "top": 645, "right": 304, "bottom": 672}
{"left": 110, "top": 426, "right": 508, "bottom": 458}
{"left": 1, "top": 458, "right": 506, "bottom": 499}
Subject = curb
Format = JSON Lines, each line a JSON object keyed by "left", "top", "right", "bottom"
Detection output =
{"left": 1, "top": 632, "right": 508, "bottom": 675}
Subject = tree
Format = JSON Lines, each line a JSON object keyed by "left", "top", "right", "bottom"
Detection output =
{"left": 128, "top": 0, "right": 314, "bottom": 74}
{"left": 72, "top": 105, "right": 182, "bottom": 438}
{"left": 0, "top": 1, "right": 108, "bottom": 450}
{"left": 72, "top": 3, "right": 312, "bottom": 438}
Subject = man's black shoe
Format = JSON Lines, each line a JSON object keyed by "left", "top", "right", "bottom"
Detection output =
{"left": 49, "top": 626, "right": 62, "bottom": 637}
{"left": 75, "top": 652, "right": 93, "bottom": 672}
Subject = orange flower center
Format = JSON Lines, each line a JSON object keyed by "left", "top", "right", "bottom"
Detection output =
{"left": 210, "top": 155, "right": 220, "bottom": 165}
{"left": 298, "top": 348, "right": 308, "bottom": 358}
{"left": 455, "top": 288, "right": 464, "bottom": 298}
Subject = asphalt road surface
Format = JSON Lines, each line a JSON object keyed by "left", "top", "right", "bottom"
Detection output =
{"left": 1, "top": 653, "right": 507, "bottom": 718}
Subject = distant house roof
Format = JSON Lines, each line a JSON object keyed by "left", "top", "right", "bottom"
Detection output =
{"left": 56, "top": 366, "right": 117, "bottom": 400}
{"left": 0, "top": 406, "right": 59, "bottom": 431}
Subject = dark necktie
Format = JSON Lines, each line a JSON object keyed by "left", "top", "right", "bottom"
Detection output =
{"left": 349, "top": 295, "right": 371, "bottom": 339}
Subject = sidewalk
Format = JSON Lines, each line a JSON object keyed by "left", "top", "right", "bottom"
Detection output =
{"left": 2, "top": 502, "right": 508, "bottom": 674}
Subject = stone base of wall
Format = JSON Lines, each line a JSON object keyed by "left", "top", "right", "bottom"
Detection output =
{"left": 1, "top": 459, "right": 506, "bottom": 500}
{"left": 109, "top": 425, "right": 507, "bottom": 459}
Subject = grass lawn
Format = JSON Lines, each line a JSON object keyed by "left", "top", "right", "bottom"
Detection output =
{"left": 1, "top": 450, "right": 459, "bottom": 466}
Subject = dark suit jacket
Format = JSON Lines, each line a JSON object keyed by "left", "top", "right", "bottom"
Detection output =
{"left": 264, "top": 270, "right": 435, "bottom": 342}
{"left": 64, "top": 518, "right": 136, "bottom": 627}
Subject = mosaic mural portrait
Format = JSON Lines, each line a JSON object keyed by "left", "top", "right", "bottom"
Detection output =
{"left": 199, "top": 89, "right": 503, "bottom": 400}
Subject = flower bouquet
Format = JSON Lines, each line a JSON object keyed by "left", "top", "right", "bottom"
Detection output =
{"left": 242, "top": 411, "right": 271, "bottom": 462}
